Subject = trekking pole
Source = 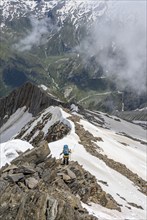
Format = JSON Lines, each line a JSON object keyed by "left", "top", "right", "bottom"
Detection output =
{"left": 69, "top": 151, "right": 71, "bottom": 161}
{"left": 70, "top": 144, "right": 75, "bottom": 160}
{"left": 72, "top": 144, "right": 76, "bottom": 153}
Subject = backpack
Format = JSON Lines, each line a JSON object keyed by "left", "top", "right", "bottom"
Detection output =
{"left": 63, "top": 145, "right": 69, "bottom": 155}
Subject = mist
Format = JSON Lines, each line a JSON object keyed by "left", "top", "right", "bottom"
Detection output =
{"left": 78, "top": 0, "right": 146, "bottom": 94}
{"left": 14, "top": 16, "right": 57, "bottom": 52}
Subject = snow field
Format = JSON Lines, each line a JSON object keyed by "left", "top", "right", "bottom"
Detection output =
{"left": 0, "top": 106, "right": 146, "bottom": 219}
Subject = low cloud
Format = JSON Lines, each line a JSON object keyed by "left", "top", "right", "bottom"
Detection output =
{"left": 77, "top": 0, "right": 146, "bottom": 94}
{"left": 14, "top": 16, "right": 57, "bottom": 52}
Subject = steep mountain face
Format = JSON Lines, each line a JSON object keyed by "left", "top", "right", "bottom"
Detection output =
{"left": 0, "top": 0, "right": 146, "bottom": 112}
{"left": 0, "top": 84, "right": 146, "bottom": 219}
{"left": 0, "top": 82, "right": 70, "bottom": 127}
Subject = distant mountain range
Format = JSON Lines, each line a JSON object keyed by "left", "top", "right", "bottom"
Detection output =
{"left": 0, "top": 0, "right": 146, "bottom": 112}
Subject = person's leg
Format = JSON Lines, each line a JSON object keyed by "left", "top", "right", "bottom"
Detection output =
{"left": 63, "top": 157, "right": 65, "bottom": 165}
{"left": 66, "top": 157, "right": 69, "bottom": 165}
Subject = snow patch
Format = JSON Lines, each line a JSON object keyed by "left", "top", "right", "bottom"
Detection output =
{"left": 0, "top": 107, "right": 33, "bottom": 143}
{"left": 0, "top": 139, "right": 33, "bottom": 168}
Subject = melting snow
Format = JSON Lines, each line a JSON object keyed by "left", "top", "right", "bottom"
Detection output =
{"left": 1, "top": 0, "right": 107, "bottom": 27}
{"left": 0, "top": 139, "right": 33, "bottom": 168}
{"left": 80, "top": 119, "right": 146, "bottom": 180}
{"left": 40, "top": 84, "right": 48, "bottom": 91}
{"left": 0, "top": 107, "right": 33, "bottom": 143}
{"left": 0, "top": 106, "right": 146, "bottom": 219}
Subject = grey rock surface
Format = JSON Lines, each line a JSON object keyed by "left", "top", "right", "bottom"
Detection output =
{"left": 0, "top": 142, "right": 121, "bottom": 220}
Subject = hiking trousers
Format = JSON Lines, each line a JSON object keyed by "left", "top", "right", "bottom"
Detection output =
{"left": 63, "top": 155, "right": 69, "bottom": 165}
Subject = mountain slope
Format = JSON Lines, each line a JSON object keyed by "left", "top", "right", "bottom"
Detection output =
{"left": 0, "top": 0, "right": 146, "bottom": 112}
{"left": 0, "top": 85, "right": 146, "bottom": 220}
{"left": 1, "top": 0, "right": 106, "bottom": 27}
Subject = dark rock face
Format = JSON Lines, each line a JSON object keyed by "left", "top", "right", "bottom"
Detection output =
{"left": 114, "top": 110, "right": 147, "bottom": 122}
{"left": 0, "top": 82, "right": 69, "bottom": 127}
{"left": 0, "top": 141, "right": 120, "bottom": 220}
{"left": 45, "top": 121, "right": 71, "bottom": 142}
{"left": 14, "top": 116, "right": 71, "bottom": 147}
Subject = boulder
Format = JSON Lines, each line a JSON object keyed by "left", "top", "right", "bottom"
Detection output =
{"left": 25, "top": 177, "right": 39, "bottom": 189}
{"left": 14, "top": 164, "right": 35, "bottom": 174}
{"left": 62, "top": 174, "right": 71, "bottom": 182}
{"left": 66, "top": 168, "right": 76, "bottom": 179}
{"left": 6, "top": 173, "right": 24, "bottom": 183}
{"left": 12, "top": 141, "right": 50, "bottom": 165}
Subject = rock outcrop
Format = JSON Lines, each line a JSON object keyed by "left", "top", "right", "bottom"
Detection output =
{"left": 0, "top": 141, "right": 121, "bottom": 220}
{"left": 114, "top": 110, "right": 147, "bottom": 122}
{"left": 15, "top": 118, "right": 71, "bottom": 147}
{"left": 45, "top": 121, "right": 71, "bottom": 142}
{"left": 0, "top": 82, "right": 69, "bottom": 127}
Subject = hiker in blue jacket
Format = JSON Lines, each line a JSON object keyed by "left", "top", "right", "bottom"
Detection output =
{"left": 60, "top": 144, "right": 71, "bottom": 165}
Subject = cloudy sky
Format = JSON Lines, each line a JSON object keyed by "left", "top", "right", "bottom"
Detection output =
{"left": 79, "top": 0, "right": 146, "bottom": 93}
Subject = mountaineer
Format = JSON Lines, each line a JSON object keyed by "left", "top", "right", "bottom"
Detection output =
{"left": 60, "top": 144, "right": 71, "bottom": 165}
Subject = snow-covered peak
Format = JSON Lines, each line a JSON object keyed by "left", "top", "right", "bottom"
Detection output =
{"left": 0, "top": 0, "right": 107, "bottom": 28}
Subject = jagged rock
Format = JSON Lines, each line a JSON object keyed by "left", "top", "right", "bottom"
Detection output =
{"left": 37, "top": 140, "right": 49, "bottom": 149}
{"left": 44, "top": 157, "right": 56, "bottom": 169}
{"left": 12, "top": 140, "right": 50, "bottom": 165}
{"left": 14, "top": 164, "right": 35, "bottom": 174}
{"left": 2, "top": 164, "right": 18, "bottom": 173}
{"left": 61, "top": 173, "right": 71, "bottom": 182}
{"left": 6, "top": 173, "right": 24, "bottom": 183}
{"left": 66, "top": 168, "right": 77, "bottom": 179}
{"left": 0, "top": 82, "right": 69, "bottom": 127}
{"left": 0, "top": 143, "right": 120, "bottom": 220}
{"left": 0, "top": 180, "right": 9, "bottom": 196}
{"left": 42, "top": 169, "right": 51, "bottom": 183}
{"left": 46, "top": 197, "right": 58, "bottom": 220}
{"left": 128, "top": 202, "right": 143, "bottom": 210}
{"left": 15, "top": 191, "right": 52, "bottom": 220}
{"left": 57, "top": 173, "right": 71, "bottom": 182}
{"left": 31, "top": 131, "right": 44, "bottom": 145}
{"left": 45, "top": 122, "right": 71, "bottom": 142}
{"left": 25, "top": 177, "right": 39, "bottom": 189}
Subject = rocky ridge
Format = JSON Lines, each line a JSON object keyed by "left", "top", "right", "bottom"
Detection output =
{"left": 0, "top": 83, "right": 146, "bottom": 219}
{"left": 0, "top": 82, "right": 70, "bottom": 127}
{"left": 68, "top": 115, "right": 147, "bottom": 197}
{"left": 0, "top": 141, "right": 120, "bottom": 220}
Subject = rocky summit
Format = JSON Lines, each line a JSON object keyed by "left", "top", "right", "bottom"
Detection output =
{"left": 0, "top": 83, "right": 146, "bottom": 220}
{"left": 0, "top": 141, "right": 120, "bottom": 220}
